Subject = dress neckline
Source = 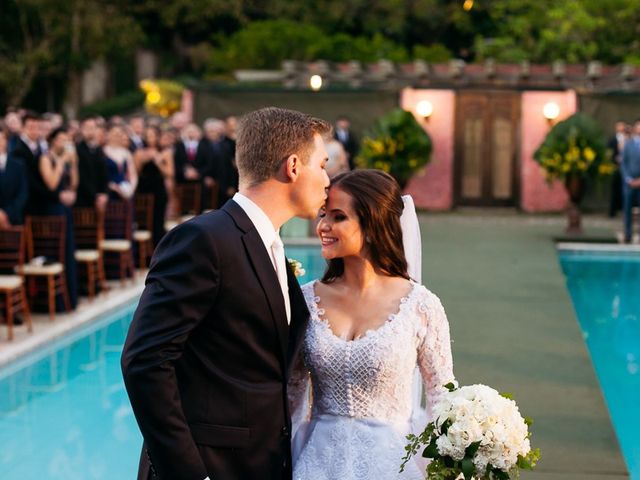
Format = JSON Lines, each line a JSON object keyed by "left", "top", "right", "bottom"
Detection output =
{"left": 309, "top": 280, "right": 418, "bottom": 343}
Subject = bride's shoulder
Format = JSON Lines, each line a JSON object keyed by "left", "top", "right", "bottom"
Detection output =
{"left": 410, "top": 282, "right": 446, "bottom": 312}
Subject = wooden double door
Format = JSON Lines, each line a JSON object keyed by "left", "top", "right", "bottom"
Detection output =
{"left": 454, "top": 91, "right": 521, "bottom": 206}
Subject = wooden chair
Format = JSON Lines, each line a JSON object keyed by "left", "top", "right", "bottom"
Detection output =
{"left": 100, "top": 200, "right": 135, "bottom": 285}
{"left": 0, "top": 227, "right": 32, "bottom": 340}
{"left": 73, "top": 207, "right": 107, "bottom": 301}
{"left": 134, "top": 193, "right": 154, "bottom": 270}
{"left": 175, "top": 182, "right": 202, "bottom": 220}
{"left": 17, "top": 216, "right": 71, "bottom": 320}
{"left": 203, "top": 181, "right": 220, "bottom": 213}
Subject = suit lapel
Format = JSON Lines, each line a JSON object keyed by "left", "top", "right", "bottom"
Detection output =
{"left": 224, "top": 201, "right": 289, "bottom": 366}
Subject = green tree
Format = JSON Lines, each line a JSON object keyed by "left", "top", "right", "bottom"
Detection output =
{"left": 0, "top": 0, "right": 141, "bottom": 113}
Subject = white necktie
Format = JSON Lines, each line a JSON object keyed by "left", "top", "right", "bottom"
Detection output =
{"left": 271, "top": 234, "right": 291, "bottom": 324}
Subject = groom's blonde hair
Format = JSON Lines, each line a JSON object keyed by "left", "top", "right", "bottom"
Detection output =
{"left": 236, "top": 107, "right": 331, "bottom": 186}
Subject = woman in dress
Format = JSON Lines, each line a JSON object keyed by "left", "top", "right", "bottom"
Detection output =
{"left": 134, "top": 125, "right": 173, "bottom": 246}
{"left": 27, "top": 126, "right": 79, "bottom": 309}
{"left": 289, "top": 169, "right": 455, "bottom": 480}
{"left": 103, "top": 124, "right": 138, "bottom": 201}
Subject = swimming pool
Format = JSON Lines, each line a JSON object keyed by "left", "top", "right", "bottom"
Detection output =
{"left": 558, "top": 248, "right": 640, "bottom": 480}
{"left": 0, "top": 244, "right": 324, "bottom": 479}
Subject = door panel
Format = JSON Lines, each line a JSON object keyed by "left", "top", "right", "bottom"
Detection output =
{"left": 455, "top": 91, "right": 520, "bottom": 206}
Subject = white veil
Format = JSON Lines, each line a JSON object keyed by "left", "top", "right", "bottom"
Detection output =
{"left": 400, "top": 195, "right": 430, "bottom": 443}
{"left": 401, "top": 195, "right": 422, "bottom": 283}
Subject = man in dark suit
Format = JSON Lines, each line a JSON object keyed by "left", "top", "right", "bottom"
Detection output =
{"left": 607, "top": 121, "right": 628, "bottom": 217}
{"left": 76, "top": 116, "right": 109, "bottom": 211}
{"left": 334, "top": 115, "right": 359, "bottom": 170}
{"left": 0, "top": 129, "right": 28, "bottom": 228}
{"left": 621, "top": 119, "right": 640, "bottom": 243}
{"left": 121, "top": 107, "right": 331, "bottom": 480}
{"left": 10, "top": 112, "right": 47, "bottom": 215}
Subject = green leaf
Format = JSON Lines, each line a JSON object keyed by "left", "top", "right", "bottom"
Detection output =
{"left": 465, "top": 440, "right": 482, "bottom": 458}
{"left": 462, "top": 457, "right": 475, "bottom": 480}
{"left": 491, "top": 467, "right": 510, "bottom": 480}
{"left": 524, "top": 417, "right": 533, "bottom": 427}
{"left": 440, "top": 418, "right": 452, "bottom": 435}
{"left": 499, "top": 392, "right": 514, "bottom": 400}
{"left": 444, "top": 382, "right": 457, "bottom": 392}
{"left": 422, "top": 437, "right": 439, "bottom": 458}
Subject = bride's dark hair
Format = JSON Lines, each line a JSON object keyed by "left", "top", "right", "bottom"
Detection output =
{"left": 321, "top": 169, "right": 410, "bottom": 283}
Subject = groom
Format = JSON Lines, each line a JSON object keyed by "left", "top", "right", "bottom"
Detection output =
{"left": 121, "top": 107, "right": 331, "bottom": 480}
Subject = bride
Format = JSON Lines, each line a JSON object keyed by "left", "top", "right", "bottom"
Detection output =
{"left": 289, "top": 169, "right": 456, "bottom": 479}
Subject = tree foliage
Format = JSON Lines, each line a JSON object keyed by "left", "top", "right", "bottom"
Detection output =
{"left": 2, "top": 0, "right": 640, "bottom": 111}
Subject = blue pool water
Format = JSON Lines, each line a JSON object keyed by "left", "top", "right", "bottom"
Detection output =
{"left": 0, "top": 244, "right": 323, "bottom": 479}
{"left": 559, "top": 250, "right": 640, "bottom": 480}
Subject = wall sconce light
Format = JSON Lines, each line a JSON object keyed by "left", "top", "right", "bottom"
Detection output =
{"left": 309, "top": 75, "right": 323, "bottom": 91}
{"left": 416, "top": 100, "right": 433, "bottom": 121}
{"left": 543, "top": 102, "right": 560, "bottom": 124}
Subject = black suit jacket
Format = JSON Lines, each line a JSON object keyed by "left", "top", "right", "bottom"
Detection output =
{"left": 12, "top": 138, "right": 58, "bottom": 215}
{"left": 75, "top": 141, "right": 108, "bottom": 207}
{"left": 174, "top": 140, "right": 211, "bottom": 184}
{"left": 334, "top": 130, "right": 359, "bottom": 170}
{"left": 0, "top": 155, "right": 29, "bottom": 225}
{"left": 121, "top": 200, "right": 309, "bottom": 480}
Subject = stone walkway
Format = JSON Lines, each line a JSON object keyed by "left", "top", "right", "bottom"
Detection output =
{"left": 421, "top": 212, "right": 629, "bottom": 479}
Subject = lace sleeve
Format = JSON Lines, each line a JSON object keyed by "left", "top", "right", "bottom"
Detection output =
{"left": 288, "top": 351, "right": 312, "bottom": 446}
{"left": 415, "top": 287, "right": 456, "bottom": 418}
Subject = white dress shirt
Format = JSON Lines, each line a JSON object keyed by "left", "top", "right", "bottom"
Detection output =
{"left": 232, "top": 193, "right": 291, "bottom": 323}
{"left": 0, "top": 153, "right": 7, "bottom": 171}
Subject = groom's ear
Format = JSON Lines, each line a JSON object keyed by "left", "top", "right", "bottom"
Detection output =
{"left": 284, "top": 154, "right": 300, "bottom": 182}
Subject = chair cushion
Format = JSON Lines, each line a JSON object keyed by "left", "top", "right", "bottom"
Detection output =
{"left": 16, "top": 263, "right": 64, "bottom": 275}
{"left": 0, "top": 275, "right": 23, "bottom": 289}
{"left": 75, "top": 249, "right": 100, "bottom": 262}
{"left": 164, "top": 220, "right": 179, "bottom": 231}
{"left": 134, "top": 230, "right": 152, "bottom": 242}
{"left": 100, "top": 239, "right": 132, "bottom": 252}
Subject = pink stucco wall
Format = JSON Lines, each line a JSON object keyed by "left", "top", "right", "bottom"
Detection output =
{"left": 520, "top": 91, "right": 578, "bottom": 212}
{"left": 401, "top": 88, "right": 455, "bottom": 210}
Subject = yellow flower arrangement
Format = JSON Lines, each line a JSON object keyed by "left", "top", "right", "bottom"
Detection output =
{"left": 356, "top": 109, "right": 432, "bottom": 188}
{"left": 534, "top": 113, "right": 613, "bottom": 182}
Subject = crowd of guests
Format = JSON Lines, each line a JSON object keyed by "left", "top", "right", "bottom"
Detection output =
{"left": 0, "top": 108, "right": 361, "bottom": 314}
{"left": 609, "top": 119, "right": 640, "bottom": 243}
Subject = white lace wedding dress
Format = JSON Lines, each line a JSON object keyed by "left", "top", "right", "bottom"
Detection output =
{"left": 289, "top": 280, "right": 455, "bottom": 480}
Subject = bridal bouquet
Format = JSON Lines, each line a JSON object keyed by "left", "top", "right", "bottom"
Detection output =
{"left": 401, "top": 383, "right": 540, "bottom": 480}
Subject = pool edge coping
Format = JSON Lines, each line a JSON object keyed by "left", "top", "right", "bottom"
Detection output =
{"left": 0, "top": 283, "right": 144, "bottom": 370}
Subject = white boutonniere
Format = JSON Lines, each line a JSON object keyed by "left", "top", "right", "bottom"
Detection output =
{"left": 288, "top": 258, "right": 306, "bottom": 277}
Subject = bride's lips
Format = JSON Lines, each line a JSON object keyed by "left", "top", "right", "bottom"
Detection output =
{"left": 320, "top": 236, "right": 337, "bottom": 247}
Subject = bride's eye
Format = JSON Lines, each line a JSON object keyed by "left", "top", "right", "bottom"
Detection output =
{"left": 334, "top": 214, "right": 346, "bottom": 221}
{"left": 318, "top": 208, "right": 326, "bottom": 218}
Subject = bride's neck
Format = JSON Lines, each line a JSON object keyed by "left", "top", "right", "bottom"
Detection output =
{"left": 339, "top": 257, "right": 380, "bottom": 293}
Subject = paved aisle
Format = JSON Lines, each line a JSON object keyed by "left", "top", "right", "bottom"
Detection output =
{"left": 420, "top": 213, "right": 628, "bottom": 479}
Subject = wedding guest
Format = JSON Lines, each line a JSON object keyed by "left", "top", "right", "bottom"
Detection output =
{"left": 170, "top": 111, "right": 188, "bottom": 132}
{"left": 220, "top": 115, "right": 239, "bottom": 205}
{"left": 334, "top": 115, "right": 359, "bottom": 170}
{"left": 201, "top": 118, "right": 227, "bottom": 208}
{"left": 621, "top": 119, "right": 640, "bottom": 243}
{"left": 608, "top": 121, "right": 628, "bottom": 218}
{"left": 0, "top": 128, "right": 28, "bottom": 228}
{"left": 76, "top": 116, "right": 109, "bottom": 212}
{"left": 134, "top": 125, "right": 173, "bottom": 246}
{"left": 12, "top": 112, "right": 43, "bottom": 204}
{"left": 128, "top": 114, "right": 146, "bottom": 152}
{"left": 325, "top": 137, "right": 349, "bottom": 178}
{"left": 174, "top": 123, "right": 206, "bottom": 184}
{"left": 29, "top": 126, "right": 79, "bottom": 308}
{"left": 4, "top": 111, "right": 22, "bottom": 154}
{"left": 103, "top": 124, "right": 138, "bottom": 200}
